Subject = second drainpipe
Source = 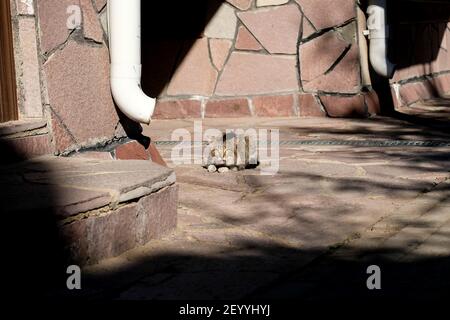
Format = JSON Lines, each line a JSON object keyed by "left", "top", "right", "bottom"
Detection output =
{"left": 366, "top": 0, "right": 396, "bottom": 78}
{"left": 108, "top": 0, "right": 155, "bottom": 124}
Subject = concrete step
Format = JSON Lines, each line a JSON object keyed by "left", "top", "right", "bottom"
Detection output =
{"left": 1, "top": 156, "right": 178, "bottom": 266}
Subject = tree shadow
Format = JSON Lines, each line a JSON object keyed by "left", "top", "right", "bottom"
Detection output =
{"left": 56, "top": 232, "right": 450, "bottom": 301}
{"left": 140, "top": 0, "right": 224, "bottom": 98}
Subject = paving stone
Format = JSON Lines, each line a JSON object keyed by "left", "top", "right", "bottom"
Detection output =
{"left": 176, "top": 166, "right": 251, "bottom": 193}
{"left": 413, "top": 220, "right": 450, "bottom": 257}
{"left": 119, "top": 271, "right": 279, "bottom": 300}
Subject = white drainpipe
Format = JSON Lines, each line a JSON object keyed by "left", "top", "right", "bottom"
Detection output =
{"left": 366, "top": 0, "right": 396, "bottom": 78}
{"left": 108, "top": 0, "right": 155, "bottom": 124}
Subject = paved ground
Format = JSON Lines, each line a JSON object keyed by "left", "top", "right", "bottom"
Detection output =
{"left": 79, "top": 100, "right": 450, "bottom": 301}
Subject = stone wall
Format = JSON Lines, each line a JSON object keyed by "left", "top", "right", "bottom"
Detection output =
{"left": 34, "top": 0, "right": 125, "bottom": 155}
{"left": 11, "top": 0, "right": 449, "bottom": 155}
{"left": 390, "top": 0, "right": 450, "bottom": 107}
{"left": 152, "top": 0, "right": 378, "bottom": 119}
{"left": 7, "top": 0, "right": 164, "bottom": 159}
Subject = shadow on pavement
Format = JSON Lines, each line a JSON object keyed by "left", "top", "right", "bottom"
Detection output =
{"left": 0, "top": 139, "right": 71, "bottom": 298}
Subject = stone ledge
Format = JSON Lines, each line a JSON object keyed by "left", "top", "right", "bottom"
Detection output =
{"left": 61, "top": 184, "right": 178, "bottom": 265}
{"left": 1, "top": 156, "right": 176, "bottom": 218}
{"left": 0, "top": 133, "right": 52, "bottom": 164}
{"left": 394, "top": 73, "right": 450, "bottom": 107}
{"left": 0, "top": 118, "right": 47, "bottom": 138}
{"left": 0, "top": 156, "right": 178, "bottom": 265}
{"left": 70, "top": 140, "right": 169, "bottom": 167}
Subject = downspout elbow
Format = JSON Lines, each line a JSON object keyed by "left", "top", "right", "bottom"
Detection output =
{"left": 108, "top": 0, "right": 155, "bottom": 124}
{"left": 367, "top": 0, "right": 396, "bottom": 79}
{"left": 111, "top": 78, "right": 155, "bottom": 125}
{"left": 369, "top": 38, "right": 396, "bottom": 78}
